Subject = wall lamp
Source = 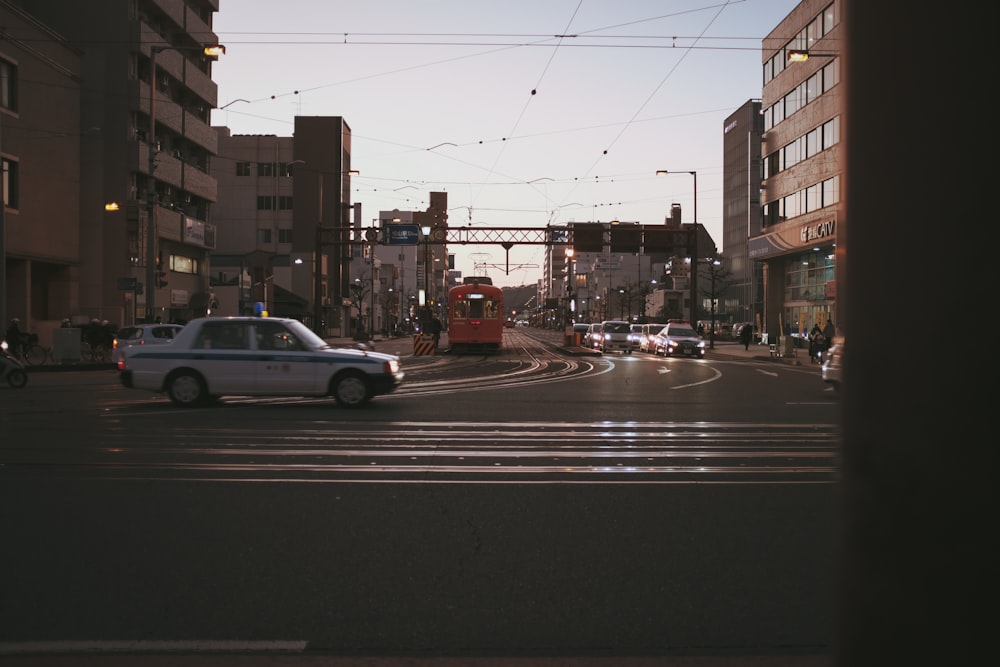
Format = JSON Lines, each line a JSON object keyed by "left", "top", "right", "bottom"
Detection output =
{"left": 787, "top": 49, "right": 836, "bottom": 63}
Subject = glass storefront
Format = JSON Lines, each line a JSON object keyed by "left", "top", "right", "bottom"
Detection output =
{"left": 783, "top": 248, "right": 835, "bottom": 337}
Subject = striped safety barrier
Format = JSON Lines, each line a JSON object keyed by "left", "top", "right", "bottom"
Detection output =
{"left": 413, "top": 334, "right": 436, "bottom": 356}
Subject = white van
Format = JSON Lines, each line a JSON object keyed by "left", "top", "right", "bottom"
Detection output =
{"left": 599, "top": 320, "right": 634, "bottom": 354}
{"left": 638, "top": 323, "right": 667, "bottom": 353}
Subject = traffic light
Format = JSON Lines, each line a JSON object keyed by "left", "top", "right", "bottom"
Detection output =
{"left": 155, "top": 261, "right": 168, "bottom": 288}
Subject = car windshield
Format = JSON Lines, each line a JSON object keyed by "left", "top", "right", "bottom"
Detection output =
{"left": 605, "top": 322, "right": 630, "bottom": 334}
{"left": 670, "top": 327, "right": 698, "bottom": 338}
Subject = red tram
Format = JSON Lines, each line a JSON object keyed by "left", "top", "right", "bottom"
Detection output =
{"left": 447, "top": 277, "right": 504, "bottom": 354}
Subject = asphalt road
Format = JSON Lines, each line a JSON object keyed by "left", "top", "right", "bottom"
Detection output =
{"left": 1, "top": 329, "right": 835, "bottom": 666}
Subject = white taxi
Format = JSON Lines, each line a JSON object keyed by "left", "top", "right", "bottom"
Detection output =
{"left": 119, "top": 316, "right": 404, "bottom": 408}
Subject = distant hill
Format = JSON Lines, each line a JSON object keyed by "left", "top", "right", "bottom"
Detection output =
{"left": 502, "top": 285, "right": 538, "bottom": 318}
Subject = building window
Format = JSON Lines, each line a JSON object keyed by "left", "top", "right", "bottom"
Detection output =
{"left": 2, "top": 158, "right": 17, "bottom": 209}
{"left": 278, "top": 195, "right": 293, "bottom": 210}
{"left": 256, "top": 229, "right": 272, "bottom": 244}
{"left": 278, "top": 228, "right": 293, "bottom": 243}
{"left": 0, "top": 58, "right": 17, "bottom": 111}
{"left": 257, "top": 195, "right": 276, "bottom": 210}
{"left": 168, "top": 254, "right": 198, "bottom": 275}
{"left": 236, "top": 161, "right": 251, "bottom": 176}
{"left": 258, "top": 162, "right": 276, "bottom": 177}
{"left": 278, "top": 162, "right": 296, "bottom": 177}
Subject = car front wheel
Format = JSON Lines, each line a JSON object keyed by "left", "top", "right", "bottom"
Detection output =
{"left": 6, "top": 368, "right": 28, "bottom": 388}
{"left": 167, "top": 371, "right": 208, "bottom": 407}
{"left": 331, "top": 371, "right": 372, "bottom": 408}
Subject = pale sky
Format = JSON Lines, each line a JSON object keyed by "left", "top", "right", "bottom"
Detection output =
{"left": 210, "top": 0, "right": 799, "bottom": 287}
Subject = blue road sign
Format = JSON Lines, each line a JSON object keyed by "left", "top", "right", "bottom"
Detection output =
{"left": 386, "top": 224, "right": 420, "bottom": 245}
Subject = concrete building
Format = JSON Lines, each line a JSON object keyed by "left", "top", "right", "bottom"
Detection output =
{"left": 210, "top": 117, "right": 356, "bottom": 337}
{"left": 209, "top": 130, "right": 299, "bottom": 319}
{"left": 374, "top": 209, "right": 420, "bottom": 335}
{"left": 756, "top": 0, "right": 842, "bottom": 341}
{"left": 543, "top": 215, "right": 716, "bottom": 328}
{"left": 15, "top": 0, "right": 224, "bottom": 328}
{"left": 721, "top": 99, "right": 765, "bottom": 331}
{"left": 0, "top": 1, "right": 82, "bottom": 344}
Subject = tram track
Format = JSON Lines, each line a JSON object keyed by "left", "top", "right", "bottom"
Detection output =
{"left": 3, "top": 421, "right": 838, "bottom": 484}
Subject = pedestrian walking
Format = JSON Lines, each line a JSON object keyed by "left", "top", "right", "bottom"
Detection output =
{"left": 429, "top": 313, "right": 443, "bottom": 351}
{"left": 823, "top": 320, "right": 836, "bottom": 351}
{"left": 808, "top": 323, "right": 825, "bottom": 364}
{"left": 739, "top": 323, "right": 753, "bottom": 351}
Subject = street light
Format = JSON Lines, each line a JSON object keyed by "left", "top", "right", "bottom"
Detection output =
{"left": 565, "top": 247, "right": 575, "bottom": 325}
{"left": 655, "top": 169, "right": 697, "bottom": 226}
{"left": 704, "top": 257, "right": 721, "bottom": 349}
{"left": 367, "top": 224, "right": 378, "bottom": 340}
{"left": 421, "top": 224, "right": 431, "bottom": 328}
{"left": 146, "top": 43, "right": 224, "bottom": 322}
{"left": 656, "top": 169, "right": 698, "bottom": 323}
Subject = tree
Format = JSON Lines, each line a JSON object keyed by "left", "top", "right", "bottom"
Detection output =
{"left": 697, "top": 258, "right": 734, "bottom": 348}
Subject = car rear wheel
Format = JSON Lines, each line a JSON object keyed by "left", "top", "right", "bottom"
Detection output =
{"left": 331, "top": 371, "right": 372, "bottom": 408}
{"left": 167, "top": 371, "right": 208, "bottom": 407}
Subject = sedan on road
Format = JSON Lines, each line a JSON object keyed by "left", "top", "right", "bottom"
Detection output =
{"left": 652, "top": 322, "right": 706, "bottom": 358}
{"left": 119, "top": 316, "right": 404, "bottom": 407}
{"left": 821, "top": 338, "right": 843, "bottom": 392}
{"left": 112, "top": 323, "right": 184, "bottom": 364}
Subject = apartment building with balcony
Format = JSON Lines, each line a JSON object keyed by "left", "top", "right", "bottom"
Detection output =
{"left": 16, "top": 0, "right": 223, "bottom": 326}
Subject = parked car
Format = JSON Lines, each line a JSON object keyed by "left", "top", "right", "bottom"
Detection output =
{"left": 583, "top": 322, "right": 604, "bottom": 350}
{"left": 111, "top": 323, "right": 184, "bottom": 364}
{"left": 651, "top": 321, "right": 706, "bottom": 358}
{"left": 119, "top": 316, "right": 404, "bottom": 408}
{"left": 599, "top": 320, "right": 635, "bottom": 354}
{"left": 821, "top": 337, "right": 843, "bottom": 392}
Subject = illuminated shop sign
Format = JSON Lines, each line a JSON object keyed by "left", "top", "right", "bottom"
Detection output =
{"left": 800, "top": 220, "right": 835, "bottom": 243}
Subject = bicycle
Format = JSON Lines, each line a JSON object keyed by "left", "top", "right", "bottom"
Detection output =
{"left": 18, "top": 333, "right": 51, "bottom": 367}
{"left": 80, "top": 341, "right": 110, "bottom": 363}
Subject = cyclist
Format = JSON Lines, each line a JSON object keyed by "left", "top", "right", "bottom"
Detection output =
{"left": 5, "top": 318, "right": 24, "bottom": 358}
